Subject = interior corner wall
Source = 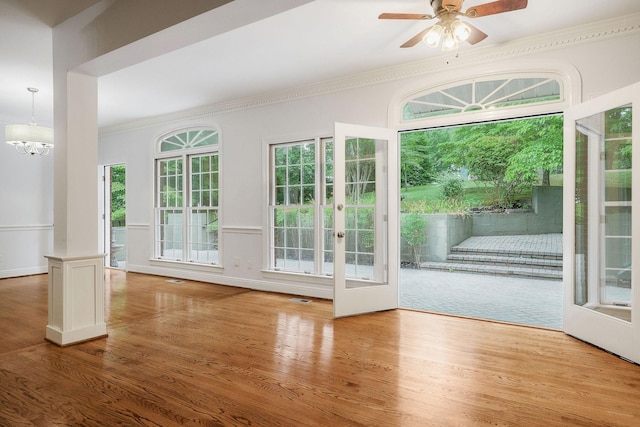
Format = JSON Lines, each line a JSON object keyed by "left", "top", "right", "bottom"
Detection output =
{"left": 98, "top": 31, "right": 640, "bottom": 298}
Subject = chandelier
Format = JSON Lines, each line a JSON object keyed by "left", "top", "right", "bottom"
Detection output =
{"left": 5, "top": 87, "right": 54, "bottom": 156}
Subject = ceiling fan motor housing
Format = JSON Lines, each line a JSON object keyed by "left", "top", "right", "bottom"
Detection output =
{"left": 431, "top": 0, "right": 457, "bottom": 14}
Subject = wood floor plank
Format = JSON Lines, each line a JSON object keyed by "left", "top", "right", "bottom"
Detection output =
{"left": 1, "top": 270, "right": 640, "bottom": 426}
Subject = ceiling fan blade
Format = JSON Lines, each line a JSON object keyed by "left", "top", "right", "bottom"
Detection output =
{"left": 464, "top": 22, "right": 489, "bottom": 45}
{"left": 466, "top": 0, "right": 528, "bottom": 18}
{"left": 400, "top": 26, "right": 434, "bottom": 48}
{"left": 379, "top": 12, "right": 433, "bottom": 20}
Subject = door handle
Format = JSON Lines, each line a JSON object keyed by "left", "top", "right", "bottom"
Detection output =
{"left": 336, "top": 231, "right": 345, "bottom": 238}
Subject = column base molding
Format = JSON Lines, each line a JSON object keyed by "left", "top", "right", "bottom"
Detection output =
{"left": 45, "top": 254, "right": 107, "bottom": 347}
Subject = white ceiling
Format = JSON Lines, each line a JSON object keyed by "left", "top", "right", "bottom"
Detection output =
{"left": 2, "top": 0, "right": 640, "bottom": 129}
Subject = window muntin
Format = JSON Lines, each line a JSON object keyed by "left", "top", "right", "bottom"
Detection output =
{"left": 270, "top": 138, "right": 333, "bottom": 275}
{"left": 160, "top": 129, "right": 218, "bottom": 152}
{"left": 155, "top": 128, "right": 220, "bottom": 264}
{"left": 403, "top": 76, "right": 562, "bottom": 121}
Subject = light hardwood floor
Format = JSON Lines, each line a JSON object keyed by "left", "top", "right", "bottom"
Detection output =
{"left": 1, "top": 270, "right": 640, "bottom": 426}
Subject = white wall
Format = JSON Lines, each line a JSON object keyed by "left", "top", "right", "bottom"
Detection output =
{"left": 0, "top": 140, "right": 54, "bottom": 278}
{"left": 0, "top": 2, "right": 54, "bottom": 279}
{"left": 97, "top": 29, "right": 640, "bottom": 298}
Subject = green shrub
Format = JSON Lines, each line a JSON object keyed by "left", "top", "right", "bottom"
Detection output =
{"left": 439, "top": 175, "right": 464, "bottom": 200}
{"left": 401, "top": 214, "right": 427, "bottom": 267}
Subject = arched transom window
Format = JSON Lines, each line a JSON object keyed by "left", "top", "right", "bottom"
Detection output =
{"left": 402, "top": 75, "right": 562, "bottom": 122}
{"left": 160, "top": 128, "right": 218, "bottom": 152}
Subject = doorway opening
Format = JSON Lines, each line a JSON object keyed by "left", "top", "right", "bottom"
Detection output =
{"left": 398, "top": 115, "right": 563, "bottom": 328}
{"left": 104, "top": 164, "right": 126, "bottom": 269}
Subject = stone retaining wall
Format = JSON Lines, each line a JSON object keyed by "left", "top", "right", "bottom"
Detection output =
{"left": 401, "top": 186, "right": 562, "bottom": 263}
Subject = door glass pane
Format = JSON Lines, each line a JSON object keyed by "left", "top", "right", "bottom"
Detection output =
{"left": 575, "top": 104, "right": 632, "bottom": 322}
{"left": 603, "top": 107, "right": 632, "bottom": 306}
{"left": 344, "top": 137, "right": 382, "bottom": 283}
{"left": 575, "top": 129, "right": 589, "bottom": 306}
{"left": 108, "top": 165, "right": 126, "bottom": 269}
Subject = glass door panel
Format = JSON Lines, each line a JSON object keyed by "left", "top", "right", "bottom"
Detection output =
{"left": 333, "top": 123, "right": 398, "bottom": 318}
{"left": 564, "top": 82, "right": 639, "bottom": 363}
{"left": 105, "top": 164, "right": 126, "bottom": 269}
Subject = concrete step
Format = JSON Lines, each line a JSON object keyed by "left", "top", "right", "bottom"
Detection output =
{"left": 450, "top": 246, "right": 563, "bottom": 260}
{"left": 419, "top": 261, "right": 563, "bottom": 281}
{"left": 446, "top": 253, "right": 563, "bottom": 270}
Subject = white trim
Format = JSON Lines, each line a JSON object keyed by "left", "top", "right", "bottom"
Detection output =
{"left": 221, "top": 226, "right": 263, "bottom": 234}
{"left": 0, "top": 266, "right": 48, "bottom": 279}
{"left": 99, "top": 13, "right": 639, "bottom": 136}
{"left": 127, "top": 223, "right": 150, "bottom": 230}
{"left": 148, "top": 258, "right": 223, "bottom": 272}
{"left": 0, "top": 224, "right": 53, "bottom": 232}
{"left": 127, "top": 263, "right": 333, "bottom": 299}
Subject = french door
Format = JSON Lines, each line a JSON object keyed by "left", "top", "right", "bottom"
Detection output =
{"left": 563, "top": 82, "right": 639, "bottom": 363}
{"left": 333, "top": 123, "right": 399, "bottom": 317}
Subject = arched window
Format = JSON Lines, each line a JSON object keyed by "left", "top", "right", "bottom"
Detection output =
{"left": 159, "top": 128, "right": 218, "bottom": 152}
{"left": 154, "top": 127, "right": 221, "bottom": 265}
{"left": 399, "top": 73, "right": 565, "bottom": 126}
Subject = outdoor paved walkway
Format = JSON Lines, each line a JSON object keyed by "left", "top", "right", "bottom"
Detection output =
{"left": 454, "top": 233, "right": 563, "bottom": 257}
{"left": 403, "top": 234, "right": 564, "bottom": 329}
{"left": 400, "top": 268, "right": 563, "bottom": 329}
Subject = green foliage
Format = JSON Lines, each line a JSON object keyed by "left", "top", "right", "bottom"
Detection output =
{"left": 345, "top": 138, "right": 376, "bottom": 201}
{"left": 606, "top": 106, "right": 632, "bottom": 135}
{"left": 401, "top": 214, "right": 427, "bottom": 267}
{"left": 401, "top": 115, "right": 564, "bottom": 207}
{"left": 451, "top": 133, "right": 525, "bottom": 207}
{"left": 402, "top": 197, "right": 471, "bottom": 216}
{"left": 438, "top": 174, "right": 464, "bottom": 200}
{"left": 504, "top": 116, "right": 564, "bottom": 185}
{"left": 110, "top": 165, "right": 126, "bottom": 224}
{"left": 616, "top": 144, "right": 632, "bottom": 169}
{"left": 400, "top": 131, "right": 450, "bottom": 189}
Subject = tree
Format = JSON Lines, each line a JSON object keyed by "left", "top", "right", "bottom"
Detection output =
{"left": 442, "top": 122, "right": 526, "bottom": 207}
{"left": 400, "top": 129, "right": 452, "bottom": 189}
{"left": 345, "top": 137, "right": 376, "bottom": 202}
{"left": 504, "top": 116, "right": 563, "bottom": 185}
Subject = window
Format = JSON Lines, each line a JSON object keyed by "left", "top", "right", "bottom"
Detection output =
{"left": 402, "top": 74, "right": 563, "bottom": 122}
{"left": 269, "top": 138, "right": 334, "bottom": 275}
{"left": 155, "top": 128, "right": 220, "bottom": 264}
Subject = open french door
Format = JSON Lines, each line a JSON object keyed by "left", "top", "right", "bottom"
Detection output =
{"left": 333, "top": 123, "right": 399, "bottom": 318}
{"left": 563, "top": 82, "right": 640, "bottom": 363}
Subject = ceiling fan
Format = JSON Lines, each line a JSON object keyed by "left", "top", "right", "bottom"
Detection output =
{"left": 379, "top": 0, "right": 528, "bottom": 50}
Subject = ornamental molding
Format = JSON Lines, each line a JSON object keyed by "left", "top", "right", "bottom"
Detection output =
{"left": 101, "top": 12, "right": 640, "bottom": 136}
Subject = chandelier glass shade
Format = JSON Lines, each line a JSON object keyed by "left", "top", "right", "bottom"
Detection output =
{"left": 4, "top": 88, "right": 54, "bottom": 156}
{"left": 423, "top": 17, "right": 471, "bottom": 51}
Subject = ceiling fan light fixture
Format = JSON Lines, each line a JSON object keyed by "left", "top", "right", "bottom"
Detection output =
{"left": 423, "top": 24, "right": 444, "bottom": 47}
{"left": 451, "top": 19, "right": 471, "bottom": 43}
{"left": 441, "top": 31, "right": 458, "bottom": 51}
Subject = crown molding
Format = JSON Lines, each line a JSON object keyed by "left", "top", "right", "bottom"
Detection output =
{"left": 100, "top": 12, "right": 640, "bottom": 136}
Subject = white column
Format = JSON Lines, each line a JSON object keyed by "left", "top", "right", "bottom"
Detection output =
{"left": 46, "top": 71, "right": 106, "bottom": 346}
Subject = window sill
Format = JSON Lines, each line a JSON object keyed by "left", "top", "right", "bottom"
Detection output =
{"left": 261, "top": 269, "right": 333, "bottom": 286}
{"left": 149, "top": 258, "right": 223, "bottom": 274}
